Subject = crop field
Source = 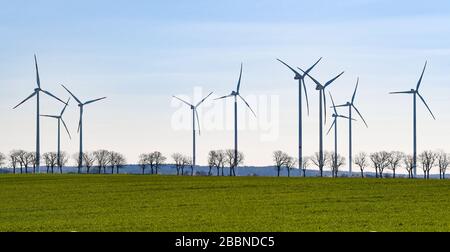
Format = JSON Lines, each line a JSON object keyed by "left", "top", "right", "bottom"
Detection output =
{"left": 1, "top": 175, "right": 450, "bottom": 232}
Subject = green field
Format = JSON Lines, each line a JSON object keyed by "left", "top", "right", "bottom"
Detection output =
{"left": 1, "top": 174, "right": 450, "bottom": 232}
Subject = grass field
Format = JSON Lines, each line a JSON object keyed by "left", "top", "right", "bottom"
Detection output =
{"left": 1, "top": 174, "right": 450, "bottom": 232}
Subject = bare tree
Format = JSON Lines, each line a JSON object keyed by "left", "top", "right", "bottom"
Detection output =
{"left": 207, "top": 150, "right": 218, "bottom": 176}
{"left": 285, "top": 155, "right": 297, "bottom": 177}
{"left": 354, "top": 152, "right": 368, "bottom": 178}
{"left": 109, "top": 151, "right": 126, "bottom": 174}
{"left": 94, "top": 149, "right": 110, "bottom": 174}
{"left": 273, "top": 150, "right": 288, "bottom": 177}
{"left": 59, "top": 152, "right": 69, "bottom": 174}
{"left": 16, "top": 150, "right": 28, "bottom": 174}
{"left": 182, "top": 156, "right": 192, "bottom": 175}
{"left": 403, "top": 154, "right": 414, "bottom": 179}
{"left": 225, "top": 149, "right": 244, "bottom": 176}
{"left": 419, "top": 150, "right": 437, "bottom": 179}
{"left": 216, "top": 150, "right": 226, "bottom": 176}
{"left": 329, "top": 153, "right": 345, "bottom": 178}
{"left": 0, "top": 152, "right": 5, "bottom": 169}
{"left": 370, "top": 151, "right": 390, "bottom": 178}
{"left": 311, "top": 151, "right": 330, "bottom": 177}
{"left": 388, "top": 151, "right": 404, "bottom": 178}
{"left": 9, "top": 150, "right": 19, "bottom": 174}
{"left": 171, "top": 153, "right": 183, "bottom": 175}
{"left": 301, "top": 156, "right": 310, "bottom": 177}
{"left": 43, "top": 152, "right": 52, "bottom": 173}
{"left": 83, "top": 152, "right": 95, "bottom": 174}
{"left": 437, "top": 151, "right": 449, "bottom": 179}
{"left": 27, "top": 152, "right": 38, "bottom": 174}
{"left": 152, "top": 151, "right": 166, "bottom": 175}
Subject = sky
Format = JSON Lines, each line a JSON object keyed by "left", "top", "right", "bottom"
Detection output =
{"left": 1, "top": 0, "right": 450, "bottom": 171}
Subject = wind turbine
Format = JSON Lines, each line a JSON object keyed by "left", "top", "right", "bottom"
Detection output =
{"left": 215, "top": 63, "right": 256, "bottom": 173}
{"left": 333, "top": 78, "right": 368, "bottom": 177}
{"left": 172, "top": 91, "right": 213, "bottom": 170}
{"left": 276, "top": 57, "right": 322, "bottom": 174}
{"left": 61, "top": 85, "right": 106, "bottom": 170}
{"left": 41, "top": 97, "right": 72, "bottom": 167}
{"left": 327, "top": 92, "right": 355, "bottom": 177}
{"left": 13, "top": 55, "right": 67, "bottom": 173}
{"left": 299, "top": 67, "right": 344, "bottom": 176}
{"left": 389, "top": 61, "right": 435, "bottom": 178}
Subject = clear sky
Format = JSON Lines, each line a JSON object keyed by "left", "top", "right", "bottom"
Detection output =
{"left": 1, "top": 0, "right": 450, "bottom": 169}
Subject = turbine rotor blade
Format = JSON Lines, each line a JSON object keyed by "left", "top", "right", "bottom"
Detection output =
{"left": 389, "top": 91, "right": 415, "bottom": 94}
{"left": 172, "top": 96, "right": 192, "bottom": 107}
{"left": 196, "top": 92, "right": 213, "bottom": 108}
{"left": 34, "top": 54, "right": 41, "bottom": 88}
{"left": 41, "top": 89, "right": 66, "bottom": 104}
{"left": 236, "top": 63, "right": 243, "bottom": 93}
{"left": 61, "top": 118, "right": 72, "bottom": 139}
{"left": 324, "top": 71, "right": 345, "bottom": 88}
{"left": 334, "top": 104, "right": 350, "bottom": 108}
{"left": 326, "top": 120, "right": 336, "bottom": 135}
{"left": 352, "top": 104, "right": 368, "bottom": 127}
{"left": 238, "top": 94, "right": 257, "bottom": 117}
{"left": 302, "top": 79, "right": 310, "bottom": 116}
{"left": 416, "top": 61, "right": 427, "bottom": 91}
{"left": 351, "top": 77, "right": 359, "bottom": 104}
{"left": 337, "top": 115, "right": 355, "bottom": 121}
{"left": 13, "top": 91, "right": 37, "bottom": 109}
{"left": 195, "top": 109, "right": 201, "bottom": 135}
{"left": 276, "top": 59, "right": 301, "bottom": 77}
{"left": 61, "top": 84, "right": 82, "bottom": 104}
{"left": 303, "top": 57, "right": 323, "bottom": 76}
{"left": 298, "top": 67, "right": 323, "bottom": 88}
{"left": 214, "top": 94, "right": 233, "bottom": 100}
{"left": 329, "top": 91, "right": 337, "bottom": 115}
{"left": 60, "top": 97, "right": 70, "bottom": 117}
{"left": 417, "top": 92, "right": 436, "bottom": 120}
{"left": 84, "top": 97, "right": 106, "bottom": 105}
{"left": 322, "top": 90, "right": 327, "bottom": 124}
{"left": 40, "top": 114, "right": 59, "bottom": 119}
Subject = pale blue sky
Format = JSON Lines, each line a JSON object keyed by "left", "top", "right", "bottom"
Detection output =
{"left": 1, "top": 0, "right": 450, "bottom": 170}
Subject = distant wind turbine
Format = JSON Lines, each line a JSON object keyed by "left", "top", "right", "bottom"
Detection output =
{"left": 389, "top": 61, "right": 435, "bottom": 178}
{"left": 276, "top": 57, "right": 322, "bottom": 174}
{"left": 328, "top": 92, "right": 355, "bottom": 176}
{"left": 41, "top": 97, "right": 72, "bottom": 167}
{"left": 173, "top": 91, "right": 213, "bottom": 170}
{"left": 299, "top": 67, "right": 344, "bottom": 176}
{"left": 215, "top": 63, "right": 256, "bottom": 173}
{"left": 61, "top": 85, "right": 106, "bottom": 171}
{"left": 13, "top": 55, "right": 67, "bottom": 173}
{"left": 333, "top": 78, "right": 368, "bottom": 177}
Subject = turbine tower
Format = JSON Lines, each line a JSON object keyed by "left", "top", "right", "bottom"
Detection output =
{"left": 172, "top": 91, "right": 213, "bottom": 170}
{"left": 215, "top": 63, "right": 256, "bottom": 174}
{"left": 41, "top": 97, "right": 72, "bottom": 167}
{"left": 334, "top": 78, "right": 368, "bottom": 177}
{"left": 13, "top": 55, "right": 67, "bottom": 173}
{"left": 300, "top": 67, "right": 344, "bottom": 176}
{"left": 62, "top": 85, "right": 106, "bottom": 171}
{"left": 276, "top": 57, "right": 322, "bottom": 174}
{"left": 327, "top": 92, "right": 354, "bottom": 177}
{"left": 389, "top": 61, "right": 435, "bottom": 178}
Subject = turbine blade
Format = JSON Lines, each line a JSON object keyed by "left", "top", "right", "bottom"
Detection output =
{"left": 334, "top": 104, "right": 350, "bottom": 108}
{"left": 13, "top": 91, "right": 36, "bottom": 109}
{"left": 195, "top": 109, "right": 201, "bottom": 135}
{"left": 34, "top": 54, "right": 40, "bottom": 88}
{"left": 352, "top": 104, "right": 368, "bottom": 127}
{"left": 61, "top": 118, "right": 72, "bottom": 139}
{"left": 40, "top": 115, "right": 59, "bottom": 119}
{"left": 323, "top": 90, "right": 327, "bottom": 124}
{"left": 214, "top": 94, "right": 233, "bottom": 100}
{"left": 303, "top": 57, "right": 322, "bottom": 76}
{"left": 173, "top": 96, "right": 192, "bottom": 107}
{"left": 329, "top": 91, "right": 337, "bottom": 115}
{"left": 298, "top": 67, "right": 323, "bottom": 88}
{"left": 236, "top": 63, "right": 243, "bottom": 93}
{"left": 195, "top": 92, "right": 213, "bottom": 108}
{"left": 416, "top": 61, "right": 427, "bottom": 91}
{"left": 351, "top": 77, "right": 359, "bottom": 104}
{"left": 41, "top": 89, "right": 66, "bottom": 104}
{"left": 61, "top": 84, "right": 82, "bottom": 104}
{"left": 276, "top": 59, "right": 301, "bottom": 77}
{"left": 417, "top": 92, "right": 436, "bottom": 120}
{"left": 337, "top": 115, "right": 355, "bottom": 121}
{"left": 77, "top": 116, "right": 81, "bottom": 133}
{"left": 60, "top": 97, "right": 70, "bottom": 116}
{"left": 238, "top": 94, "right": 257, "bottom": 117}
{"left": 324, "top": 71, "right": 345, "bottom": 88}
{"left": 84, "top": 97, "right": 106, "bottom": 105}
{"left": 389, "top": 91, "right": 414, "bottom": 94}
{"left": 326, "top": 120, "right": 335, "bottom": 135}
{"left": 302, "top": 79, "right": 310, "bottom": 116}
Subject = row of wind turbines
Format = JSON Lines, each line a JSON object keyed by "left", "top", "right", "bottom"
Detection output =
{"left": 13, "top": 55, "right": 106, "bottom": 173}
{"left": 174, "top": 58, "right": 435, "bottom": 178}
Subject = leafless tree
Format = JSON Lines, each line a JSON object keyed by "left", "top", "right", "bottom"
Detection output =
{"left": 388, "top": 151, "right": 404, "bottom": 178}
{"left": 225, "top": 149, "right": 244, "bottom": 176}
{"left": 109, "top": 151, "right": 126, "bottom": 174}
{"left": 301, "top": 156, "right": 310, "bottom": 177}
{"left": 419, "top": 150, "right": 437, "bottom": 179}
{"left": 437, "top": 151, "right": 449, "bottom": 179}
{"left": 0, "top": 152, "right": 5, "bottom": 169}
{"left": 273, "top": 150, "right": 289, "bottom": 177}
{"left": 354, "top": 152, "right": 368, "bottom": 178}
{"left": 207, "top": 150, "right": 218, "bottom": 176}
{"left": 403, "top": 154, "right": 414, "bottom": 179}
{"left": 59, "top": 152, "right": 69, "bottom": 174}
{"left": 285, "top": 155, "right": 297, "bottom": 177}
{"left": 73, "top": 152, "right": 83, "bottom": 172}
{"left": 94, "top": 149, "right": 110, "bottom": 174}
{"left": 329, "top": 153, "right": 345, "bottom": 178}
{"left": 15, "top": 150, "right": 28, "bottom": 174}
{"left": 83, "top": 152, "right": 95, "bottom": 174}
{"left": 311, "top": 151, "right": 330, "bottom": 177}
{"left": 370, "top": 151, "right": 390, "bottom": 178}
{"left": 182, "top": 156, "right": 192, "bottom": 175}
{"left": 171, "top": 153, "right": 183, "bottom": 175}
{"left": 216, "top": 150, "right": 226, "bottom": 176}
{"left": 43, "top": 152, "right": 56, "bottom": 173}
{"left": 27, "top": 152, "right": 38, "bottom": 174}
{"left": 9, "top": 150, "right": 19, "bottom": 174}
{"left": 152, "top": 151, "right": 166, "bottom": 175}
